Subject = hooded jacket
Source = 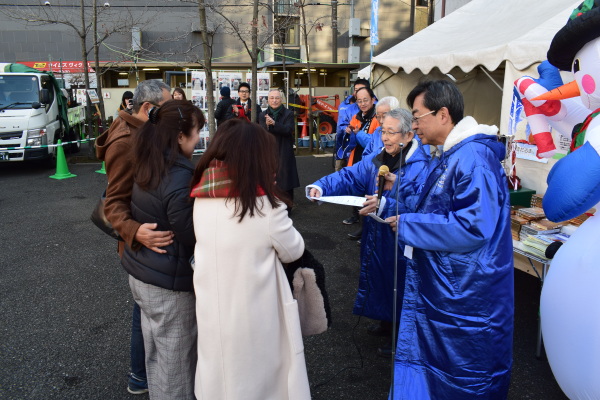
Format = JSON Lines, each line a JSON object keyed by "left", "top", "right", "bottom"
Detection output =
{"left": 392, "top": 117, "right": 514, "bottom": 399}
{"left": 308, "top": 140, "right": 429, "bottom": 321}
{"left": 334, "top": 96, "right": 359, "bottom": 160}
{"left": 96, "top": 110, "right": 145, "bottom": 255}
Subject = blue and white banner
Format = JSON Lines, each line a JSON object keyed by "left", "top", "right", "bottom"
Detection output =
{"left": 370, "top": 0, "right": 379, "bottom": 45}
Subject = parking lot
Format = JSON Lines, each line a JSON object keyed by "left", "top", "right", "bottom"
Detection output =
{"left": 0, "top": 153, "right": 567, "bottom": 399}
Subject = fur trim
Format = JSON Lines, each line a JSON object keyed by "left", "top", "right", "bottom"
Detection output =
{"left": 284, "top": 249, "right": 332, "bottom": 336}
{"left": 443, "top": 116, "right": 498, "bottom": 153}
{"left": 404, "top": 138, "right": 419, "bottom": 161}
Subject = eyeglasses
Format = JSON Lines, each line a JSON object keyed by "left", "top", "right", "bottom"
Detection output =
{"left": 238, "top": 90, "right": 250, "bottom": 93}
{"left": 381, "top": 129, "right": 402, "bottom": 137}
{"left": 375, "top": 112, "right": 388, "bottom": 119}
{"left": 356, "top": 99, "right": 372, "bottom": 105}
{"left": 412, "top": 110, "right": 437, "bottom": 124}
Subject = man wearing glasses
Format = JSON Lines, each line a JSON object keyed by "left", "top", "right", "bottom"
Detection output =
{"left": 335, "top": 78, "right": 371, "bottom": 172}
{"left": 96, "top": 79, "right": 174, "bottom": 395}
{"left": 387, "top": 80, "right": 514, "bottom": 399}
{"left": 259, "top": 89, "right": 299, "bottom": 208}
{"left": 230, "top": 82, "right": 252, "bottom": 121}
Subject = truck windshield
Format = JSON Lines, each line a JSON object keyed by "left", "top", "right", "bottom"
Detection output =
{"left": 0, "top": 75, "right": 40, "bottom": 109}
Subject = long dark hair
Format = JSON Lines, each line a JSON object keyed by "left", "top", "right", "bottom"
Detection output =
{"left": 118, "top": 91, "right": 133, "bottom": 111}
{"left": 133, "top": 100, "right": 205, "bottom": 190}
{"left": 190, "top": 119, "right": 290, "bottom": 221}
{"left": 172, "top": 87, "right": 187, "bottom": 100}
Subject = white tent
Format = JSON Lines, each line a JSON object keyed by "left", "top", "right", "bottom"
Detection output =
{"left": 363, "top": 0, "right": 579, "bottom": 193}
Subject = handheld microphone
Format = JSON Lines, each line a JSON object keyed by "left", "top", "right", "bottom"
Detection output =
{"left": 376, "top": 165, "right": 390, "bottom": 213}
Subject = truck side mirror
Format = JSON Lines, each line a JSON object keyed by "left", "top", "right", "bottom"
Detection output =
{"left": 40, "top": 88, "right": 51, "bottom": 104}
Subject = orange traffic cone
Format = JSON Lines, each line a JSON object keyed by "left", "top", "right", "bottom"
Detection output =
{"left": 49, "top": 140, "right": 76, "bottom": 180}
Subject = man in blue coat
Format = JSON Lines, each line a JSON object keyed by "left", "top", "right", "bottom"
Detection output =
{"left": 388, "top": 80, "right": 514, "bottom": 399}
{"left": 334, "top": 78, "right": 370, "bottom": 174}
{"left": 307, "top": 108, "right": 429, "bottom": 349}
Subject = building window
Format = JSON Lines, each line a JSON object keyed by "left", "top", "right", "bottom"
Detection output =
{"left": 274, "top": 16, "right": 300, "bottom": 46}
{"left": 275, "top": 0, "right": 296, "bottom": 15}
{"left": 416, "top": 0, "right": 428, "bottom": 6}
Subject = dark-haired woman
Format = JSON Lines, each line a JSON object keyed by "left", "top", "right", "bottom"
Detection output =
{"left": 121, "top": 100, "right": 205, "bottom": 400}
{"left": 115, "top": 90, "right": 134, "bottom": 119}
{"left": 172, "top": 87, "right": 187, "bottom": 101}
{"left": 190, "top": 119, "right": 310, "bottom": 400}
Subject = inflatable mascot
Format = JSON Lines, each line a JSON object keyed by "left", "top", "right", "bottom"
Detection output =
{"left": 515, "top": 1, "right": 600, "bottom": 398}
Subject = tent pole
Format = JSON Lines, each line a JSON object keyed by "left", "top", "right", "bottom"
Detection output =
{"left": 479, "top": 66, "right": 503, "bottom": 91}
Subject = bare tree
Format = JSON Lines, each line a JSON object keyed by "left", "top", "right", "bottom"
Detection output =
{"left": 295, "top": 0, "right": 328, "bottom": 151}
{"left": 2, "top": 1, "right": 150, "bottom": 136}
{"left": 208, "top": 0, "right": 293, "bottom": 122}
{"left": 196, "top": 0, "right": 218, "bottom": 136}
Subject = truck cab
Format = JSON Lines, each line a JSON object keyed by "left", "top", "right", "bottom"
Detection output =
{"left": 0, "top": 63, "right": 82, "bottom": 162}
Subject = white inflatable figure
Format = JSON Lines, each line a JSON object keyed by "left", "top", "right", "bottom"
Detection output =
{"left": 516, "top": 1, "right": 600, "bottom": 398}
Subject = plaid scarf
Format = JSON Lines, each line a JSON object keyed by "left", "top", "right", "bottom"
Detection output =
{"left": 190, "top": 159, "right": 265, "bottom": 198}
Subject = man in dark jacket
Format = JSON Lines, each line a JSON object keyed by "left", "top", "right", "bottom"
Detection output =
{"left": 226, "top": 82, "right": 252, "bottom": 121}
{"left": 95, "top": 80, "right": 173, "bottom": 395}
{"left": 214, "top": 87, "right": 236, "bottom": 127}
{"left": 259, "top": 89, "right": 299, "bottom": 205}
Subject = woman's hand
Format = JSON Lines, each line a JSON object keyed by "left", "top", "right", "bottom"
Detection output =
{"left": 309, "top": 188, "right": 321, "bottom": 201}
{"left": 384, "top": 172, "right": 396, "bottom": 192}
{"left": 359, "top": 195, "right": 376, "bottom": 216}
{"left": 386, "top": 215, "right": 399, "bottom": 232}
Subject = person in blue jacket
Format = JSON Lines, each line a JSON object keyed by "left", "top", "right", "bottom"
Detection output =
{"left": 334, "top": 78, "right": 370, "bottom": 172}
{"left": 387, "top": 80, "right": 514, "bottom": 399}
{"left": 307, "top": 108, "right": 429, "bottom": 348}
{"left": 362, "top": 96, "right": 400, "bottom": 159}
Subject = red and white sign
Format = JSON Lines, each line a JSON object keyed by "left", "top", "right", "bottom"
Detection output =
{"left": 18, "top": 61, "right": 97, "bottom": 74}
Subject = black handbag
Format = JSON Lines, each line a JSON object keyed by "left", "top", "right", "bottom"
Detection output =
{"left": 90, "top": 190, "right": 123, "bottom": 241}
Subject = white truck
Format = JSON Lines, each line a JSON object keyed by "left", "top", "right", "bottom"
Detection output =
{"left": 0, "top": 63, "right": 85, "bottom": 162}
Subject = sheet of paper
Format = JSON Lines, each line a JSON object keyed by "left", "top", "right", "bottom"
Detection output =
{"left": 311, "top": 195, "right": 366, "bottom": 207}
{"left": 367, "top": 212, "right": 390, "bottom": 224}
{"left": 404, "top": 245, "right": 413, "bottom": 259}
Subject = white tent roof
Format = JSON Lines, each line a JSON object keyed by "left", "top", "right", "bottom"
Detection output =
{"left": 367, "top": 0, "right": 579, "bottom": 75}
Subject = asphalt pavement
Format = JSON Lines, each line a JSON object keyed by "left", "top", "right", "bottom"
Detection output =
{"left": 0, "top": 151, "right": 567, "bottom": 399}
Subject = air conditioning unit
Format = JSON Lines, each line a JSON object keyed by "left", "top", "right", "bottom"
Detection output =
{"left": 349, "top": 18, "right": 360, "bottom": 37}
{"left": 348, "top": 46, "right": 360, "bottom": 63}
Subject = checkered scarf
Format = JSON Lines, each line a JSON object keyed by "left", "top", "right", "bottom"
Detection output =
{"left": 190, "top": 159, "right": 265, "bottom": 198}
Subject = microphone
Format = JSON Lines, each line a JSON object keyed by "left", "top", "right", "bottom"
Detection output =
{"left": 376, "top": 165, "right": 390, "bottom": 213}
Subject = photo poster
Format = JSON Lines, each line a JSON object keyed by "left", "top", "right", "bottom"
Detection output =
{"left": 230, "top": 73, "right": 243, "bottom": 100}
{"left": 76, "top": 88, "right": 87, "bottom": 106}
{"left": 508, "top": 87, "right": 570, "bottom": 163}
{"left": 191, "top": 71, "right": 206, "bottom": 109}
{"left": 247, "top": 73, "right": 271, "bottom": 111}
{"left": 218, "top": 72, "right": 233, "bottom": 99}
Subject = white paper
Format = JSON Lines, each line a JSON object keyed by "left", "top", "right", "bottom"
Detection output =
{"left": 404, "top": 245, "right": 413, "bottom": 259}
{"left": 367, "top": 212, "right": 390, "bottom": 224}
{"left": 311, "top": 195, "right": 366, "bottom": 207}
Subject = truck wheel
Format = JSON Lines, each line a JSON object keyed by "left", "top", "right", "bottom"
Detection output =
{"left": 318, "top": 115, "right": 336, "bottom": 136}
{"left": 64, "top": 128, "right": 81, "bottom": 154}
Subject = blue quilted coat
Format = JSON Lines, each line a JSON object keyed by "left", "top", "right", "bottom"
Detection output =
{"left": 391, "top": 117, "right": 514, "bottom": 399}
{"left": 309, "top": 140, "right": 429, "bottom": 321}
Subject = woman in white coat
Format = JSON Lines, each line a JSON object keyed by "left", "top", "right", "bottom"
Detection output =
{"left": 190, "top": 119, "right": 310, "bottom": 400}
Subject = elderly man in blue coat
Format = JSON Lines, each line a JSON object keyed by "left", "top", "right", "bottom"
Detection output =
{"left": 307, "top": 108, "right": 429, "bottom": 346}
{"left": 387, "top": 80, "right": 514, "bottom": 399}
